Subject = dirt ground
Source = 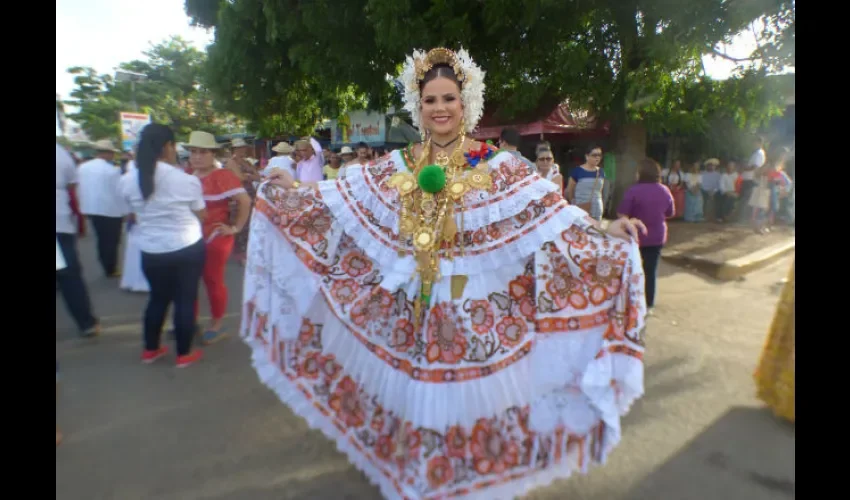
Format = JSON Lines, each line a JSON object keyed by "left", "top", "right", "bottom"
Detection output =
{"left": 663, "top": 220, "right": 794, "bottom": 262}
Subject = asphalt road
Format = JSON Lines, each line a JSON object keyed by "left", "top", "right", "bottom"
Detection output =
{"left": 56, "top": 234, "right": 794, "bottom": 500}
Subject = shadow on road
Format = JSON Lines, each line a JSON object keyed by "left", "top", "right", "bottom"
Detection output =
{"left": 625, "top": 406, "right": 794, "bottom": 500}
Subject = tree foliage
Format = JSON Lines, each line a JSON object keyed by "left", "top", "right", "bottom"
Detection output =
{"left": 64, "top": 37, "right": 242, "bottom": 142}
{"left": 187, "top": 0, "right": 793, "bottom": 134}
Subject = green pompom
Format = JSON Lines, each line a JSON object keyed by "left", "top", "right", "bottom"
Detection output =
{"left": 418, "top": 165, "right": 446, "bottom": 193}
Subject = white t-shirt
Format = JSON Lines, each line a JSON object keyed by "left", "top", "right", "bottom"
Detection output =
{"left": 264, "top": 156, "right": 296, "bottom": 177}
{"left": 743, "top": 148, "right": 766, "bottom": 181}
{"left": 78, "top": 158, "right": 128, "bottom": 217}
{"left": 719, "top": 173, "right": 738, "bottom": 194}
{"left": 120, "top": 162, "right": 205, "bottom": 254}
{"left": 685, "top": 172, "right": 701, "bottom": 189}
{"left": 56, "top": 144, "right": 78, "bottom": 234}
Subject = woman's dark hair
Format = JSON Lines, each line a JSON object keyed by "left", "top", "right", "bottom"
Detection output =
{"left": 637, "top": 158, "right": 662, "bottom": 183}
{"left": 585, "top": 144, "right": 603, "bottom": 155}
{"left": 536, "top": 148, "right": 554, "bottom": 160}
{"left": 419, "top": 64, "right": 462, "bottom": 92}
{"left": 136, "top": 123, "right": 175, "bottom": 200}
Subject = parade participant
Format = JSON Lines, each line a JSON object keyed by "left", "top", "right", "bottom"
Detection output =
{"left": 265, "top": 142, "right": 296, "bottom": 177}
{"left": 247, "top": 47, "right": 647, "bottom": 499}
{"left": 567, "top": 144, "right": 606, "bottom": 220}
{"left": 120, "top": 124, "right": 206, "bottom": 367}
{"left": 227, "top": 138, "right": 261, "bottom": 265}
{"left": 294, "top": 138, "right": 325, "bottom": 182}
{"left": 77, "top": 139, "right": 127, "bottom": 278}
{"left": 754, "top": 260, "right": 795, "bottom": 422}
{"left": 186, "top": 131, "right": 252, "bottom": 343}
{"left": 56, "top": 143, "right": 100, "bottom": 338}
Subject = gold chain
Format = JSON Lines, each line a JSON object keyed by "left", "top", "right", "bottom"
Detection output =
{"left": 388, "top": 126, "right": 491, "bottom": 329}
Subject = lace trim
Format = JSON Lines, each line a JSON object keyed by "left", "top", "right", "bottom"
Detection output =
{"left": 243, "top": 209, "right": 645, "bottom": 432}
{"left": 318, "top": 179, "right": 588, "bottom": 277}
{"left": 244, "top": 332, "right": 622, "bottom": 499}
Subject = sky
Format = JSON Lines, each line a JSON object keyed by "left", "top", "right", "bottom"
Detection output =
{"left": 56, "top": 0, "right": 780, "bottom": 104}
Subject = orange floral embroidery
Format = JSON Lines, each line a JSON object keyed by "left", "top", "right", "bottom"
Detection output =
{"left": 508, "top": 276, "right": 536, "bottom": 319}
{"left": 426, "top": 304, "right": 467, "bottom": 364}
{"left": 495, "top": 317, "right": 528, "bottom": 347}
{"left": 471, "top": 419, "right": 520, "bottom": 475}
{"left": 341, "top": 252, "right": 372, "bottom": 278}
{"left": 350, "top": 288, "right": 394, "bottom": 328}
{"left": 427, "top": 456, "right": 455, "bottom": 489}
{"left": 389, "top": 319, "right": 416, "bottom": 353}
{"left": 328, "top": 376, "right": 365, "bottom": 428}
{"left": 300, "top": 352, "right": 321, "bottom": 379}
{"left": 320, "top": 355, "right": 342, "bottom": 380}
{"left": 375, "top": 435, "right": 396, "bottom": 461}
{"left": 562, "top": 225, "right": 590, "bottom": 249}
{"left": 546, "top": 258, "right": 588, "bottom": 310}
{"left": 468, "top": 300, "right": 495, "bottom": 335}
{"left": 290, "top": 207, "right": 332, "bottom": 246}
{"left": 446, "top": 425, "right": 467, "bottom": 459}
{"left": 330, "top": 279, "right": 360, "bottom": 305}
{"left": 298, "top": 320, "right": 315, "bottom": 344}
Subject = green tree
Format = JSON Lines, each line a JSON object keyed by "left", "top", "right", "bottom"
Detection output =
{"left": 65, "top": 36, "right": 241, "bottom": 143}
{"left": 187, "top": 0, "right": 793, "bottom": 185}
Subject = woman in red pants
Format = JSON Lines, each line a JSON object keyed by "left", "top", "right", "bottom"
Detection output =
{"left": 185, "top": 131, "right": 252, "bottom": 344}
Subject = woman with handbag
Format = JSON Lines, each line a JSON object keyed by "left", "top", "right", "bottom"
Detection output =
{"left": 566, "top": 144, "right": 605, "bottom": 220}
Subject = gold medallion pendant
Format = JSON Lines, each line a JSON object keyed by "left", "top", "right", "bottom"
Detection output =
{"left": 388, "top": 137, "right": 494, "bottom": 328}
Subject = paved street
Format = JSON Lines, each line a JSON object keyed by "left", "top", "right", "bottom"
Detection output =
{"left": 56, "top": 235, "right": 795, "bottom": 500}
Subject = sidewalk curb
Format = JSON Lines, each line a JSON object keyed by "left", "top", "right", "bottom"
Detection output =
{"left": 663, "top": 238, "right": 795, "bottom": 280}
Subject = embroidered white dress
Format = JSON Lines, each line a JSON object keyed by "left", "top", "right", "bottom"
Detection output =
{"left": 241, "top": 147, "right": 646, "bottom": 499}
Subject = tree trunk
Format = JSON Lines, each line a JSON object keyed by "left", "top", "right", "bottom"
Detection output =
{"left": 609, "top": 122, "right": 647, "bottom": 217}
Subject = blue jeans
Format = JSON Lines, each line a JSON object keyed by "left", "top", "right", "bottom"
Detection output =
{"left": 56, "top": 232, "right": 98, "bottom": 333}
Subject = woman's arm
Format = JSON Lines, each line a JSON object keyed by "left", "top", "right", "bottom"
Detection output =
{"left": 566, "top": 177, "right": 577, "bottom": 202}
{"left": 229, "top": 192, "right": 252, "bottom": 232}
{"left": 552, "top": 174, "right": 564, "bottom": 193}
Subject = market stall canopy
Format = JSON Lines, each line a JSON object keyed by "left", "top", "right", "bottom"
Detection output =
{"left": 472, "top": 102, "right": 606, "bottom": 139}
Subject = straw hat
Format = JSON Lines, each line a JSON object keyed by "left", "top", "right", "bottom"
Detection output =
{"left": 183, "top": 131, "right": 221, "bottom": 150}
{"left": 339, "top": 146, "right": 355, "bottom": 156}
{"left": 231, "top": 137, "right": 250, "bottom": 148}
{"left": 703, "top": 158, "right": 720, "bottom": 167}
{"left": 272, "top": 142, "right": 294, "bottom": 154}
{"left": 92, "top": 139, "right": 120, "bottom": 153}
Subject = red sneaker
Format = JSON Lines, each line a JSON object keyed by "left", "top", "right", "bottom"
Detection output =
{"left": 176, "top": 350, "right": 203, "bottom": 368}
{"left": 141, "top": 346, "right": 168, "bottom": 364}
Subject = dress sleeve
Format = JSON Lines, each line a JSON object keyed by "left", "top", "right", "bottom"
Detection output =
{"left": 215, "top": 169, "right": 247, "bottom": 199}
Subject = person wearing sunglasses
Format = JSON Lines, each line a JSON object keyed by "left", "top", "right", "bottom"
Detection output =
{"left": 566, "top": 145, "right": 606, "bottom": 220}
{"left": 535, "top": 148, "right": 563, "bottom": 191}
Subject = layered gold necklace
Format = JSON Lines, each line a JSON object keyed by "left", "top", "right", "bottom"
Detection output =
{"left": 388, "top": 131, "right": 492, "bottom": 328}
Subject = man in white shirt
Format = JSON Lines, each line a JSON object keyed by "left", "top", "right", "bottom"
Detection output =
{"left": 56, "top": 143, "right": 100, "bottom": 337}
{"left": 264, "top": 142, "right": 296, "bottom": 177}
{"left": 78, "top": 139, "right": 128, "bottom": 277}
{"left": 739, "top": 136, "right": 766, "bottom": 223}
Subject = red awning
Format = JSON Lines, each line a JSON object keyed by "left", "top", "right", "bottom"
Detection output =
{"left": 472, "top": 102, "right": 607, "bottom": 139}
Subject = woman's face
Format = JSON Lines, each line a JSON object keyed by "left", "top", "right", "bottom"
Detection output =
{"left": 420, "top": 76, "right": 463, "bottom": 138}
{"left": 162, "top": 141, "right": 177, "bottom": 165}
{"left": 672, "top": 160, "right": 681, "bottom": 171}
{"left": 585, "top": 148, "right": 602, "bottom": 166}
{"left": 189, "top": 147, "right": 216, "bottom": 170}
{"left": 536, "top": 151, "right": 554, "bottom": 176}
{"left": 328, "top": 152, "right": 341, "bottom": 167}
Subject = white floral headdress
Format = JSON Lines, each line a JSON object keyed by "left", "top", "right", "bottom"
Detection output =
{"left": 399, "top": 47, "right": 486, "bottom": 134}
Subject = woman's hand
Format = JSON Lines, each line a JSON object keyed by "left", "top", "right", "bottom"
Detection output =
{"left": 606, "top": 217, "right": 647, "bottom": 242}
{"left": 213, "top": 223, "right": 239, "bottom": 236}
{"left": 267, "top": 168, "right": 296, "bottom": 189}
